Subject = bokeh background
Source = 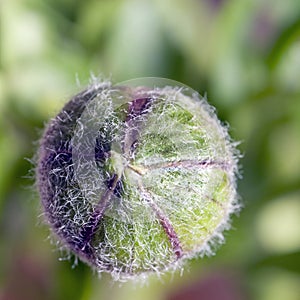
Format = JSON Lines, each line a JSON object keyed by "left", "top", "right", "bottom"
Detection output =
{"left": 1, "top": 0, "right": 300, "bottom": 299}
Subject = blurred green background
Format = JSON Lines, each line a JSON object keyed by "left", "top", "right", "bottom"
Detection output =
{"left": 1, "top": 0, "right": 300, "bottom": 299}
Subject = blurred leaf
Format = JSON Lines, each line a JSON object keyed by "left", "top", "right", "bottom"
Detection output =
{"left": 267, "top": 16, "right": 300, "bottom": 70}
{"left": 76, "top": 0, "right": 122, "bottom": 50}
{"left": 253, "top": 251, "right": 300, "bottom": 275}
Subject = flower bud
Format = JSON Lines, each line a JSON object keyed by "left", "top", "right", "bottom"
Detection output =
{"left": 37, "top": 77, "right": 240, "bottom": 281}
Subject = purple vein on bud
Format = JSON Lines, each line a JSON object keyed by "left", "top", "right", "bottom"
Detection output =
{"left": 122, "top": 95, "right": 183, "bottom": 259}
{"left": 77, "top": 173, "right": 120, "bottom": 255}
{"left": 122, "top": 97, "right": 153, "bottom": 158}
{"left": 140, "top": 159, "right": 231, "bottom": 172}
{"left": 139, "top": 185, "right": 183, "bottom": 259}
{"left": 77, "top": 95, "right": 154, "bottom": 258}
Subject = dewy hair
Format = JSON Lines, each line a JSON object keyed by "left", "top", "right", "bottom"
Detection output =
{"left": 37, "top": 77, "right": 240, "bottom": 281}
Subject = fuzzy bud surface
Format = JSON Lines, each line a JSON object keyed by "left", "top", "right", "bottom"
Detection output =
{"left": 37, "top": 78, "right": 239, "bottom": 281}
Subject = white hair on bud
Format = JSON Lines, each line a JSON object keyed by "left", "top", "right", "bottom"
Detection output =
{"left": 37, "top": 76, "right": 241, "bottom": 282}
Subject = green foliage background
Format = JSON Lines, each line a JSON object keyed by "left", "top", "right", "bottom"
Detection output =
{"left": 1, "top": 0, "right": 300, "bottom": 299}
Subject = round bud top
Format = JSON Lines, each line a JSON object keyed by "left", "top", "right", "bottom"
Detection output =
{"left": 37, "top": 77, "right": 239, "bottom": 281}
